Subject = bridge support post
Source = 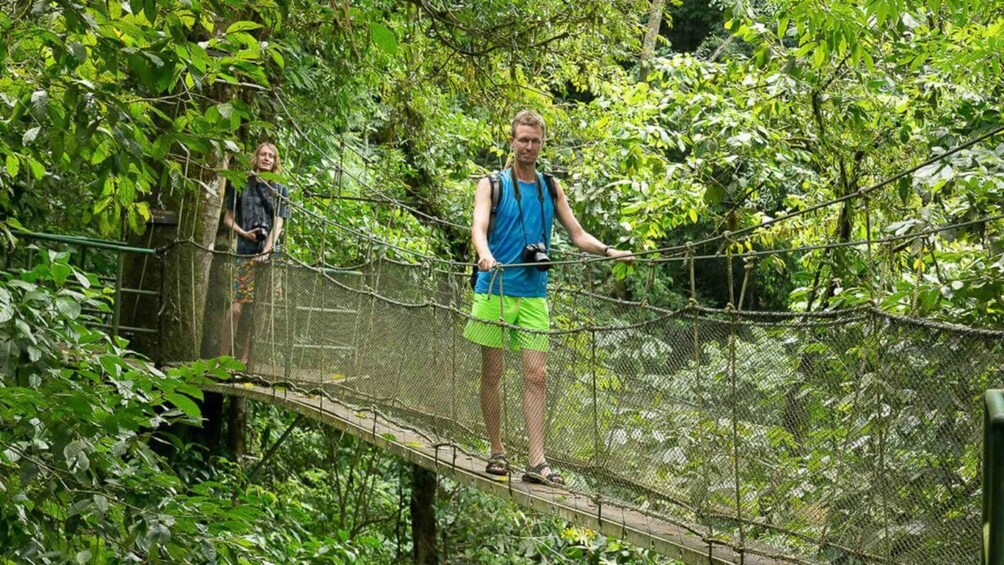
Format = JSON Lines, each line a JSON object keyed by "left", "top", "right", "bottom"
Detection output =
{"left": 984, "top": 390, "right": 1004, "bottom": 565}
{"left": 410, "top": 463, "right": 438, "bottom": 564}
{"left": 227, "top": 396, "right": 247, "bottom": 458}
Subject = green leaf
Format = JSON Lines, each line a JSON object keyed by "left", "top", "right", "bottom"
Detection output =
{"left": 68, "top": 42, "right": 87, "bottom": 63}
{"left": 370, "top": 23, "right": 398, "bottom": 55}
{"left": 704, "top": 184, "right": 726, "bottom": 205}
{"left": 268, "top": 47, "right": 285, "bottom": 68}
{"left": 73, "top": 270, "right": 91, "bottom": 290}
{"left": 22, "top": 127, "right": 40, "bottom": 145}
{"left": 64, "top": 440, "right": 90, "bottom": 474}
{"left": 5, "top": 154, "right": 18, "bottom": 177}
{"left": 897, "top": 176, "right": 911, "bottom": 203}
{"left": 226, "top": 21, "right": 263, "bottom": 34}
{"left": 26, "top": 158, "right": 44, "bottom": 180}
{"left": 15, "top": 318, "right": 36, "bottom": 344}
{"left": 778, "top": 16, "right": 790, "bottom": 39}
{"left": 30, "top": 90, "right": 48, "bottom": 119}
{"left": 143, "top": 0, "right": 156, "bottom": 25}
{"left": 612, "top": 261, "right": 628, "bottom": 280}
{"left": 812, "top": 45, "right": 827, "bottom": 68}
{"left": 100, "top": 354, "right": 123, "bottom": 377}
{"left": 174, "top": 381, "right": 204, "bottom": 401}
{"left": 48, "top": 263, "right": 71, "bottom": 286}
{"left": 166, "top": 393, "right": 202, "bottom": 419}
{"left": 55, "top": 296, "right": 81, "bottom": 320}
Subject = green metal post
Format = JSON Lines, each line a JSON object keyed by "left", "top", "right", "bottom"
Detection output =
{"left": 13, "top": 230, "right": 156, "bottom": 256}
{"left": 984, "top": 389, "right": 1004, "bottom": 565}
{"left": 112, "top": 252, "right": 124, "bottom": 338}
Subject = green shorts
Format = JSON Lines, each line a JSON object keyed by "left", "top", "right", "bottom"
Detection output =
{"left": 463, "top": 293, "right": 550, "bottom": 352}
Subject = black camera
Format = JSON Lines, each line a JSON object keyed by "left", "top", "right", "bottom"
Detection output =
{"left": 522, "top": 242, "right": 551, "bottom": 271}
{"left": 251, "top": 224, "right": 269, "bottom": 243}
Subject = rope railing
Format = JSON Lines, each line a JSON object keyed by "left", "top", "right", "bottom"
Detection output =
{"left": 10, "top": 93, "right": 1002, "bottom": 562}
{"left": 154, "top": 235, "right": 999, "bottom": 564}
{"left": 636, "top": 123, "right": 1004, "bottom": 260}
{"left": 107, "top": 102, "right": 1004, "bottom": 563}
{"left": 276, "top": 189, "right": 1004, "bottom": 281}
{"left": 275, "top": 87, "right": 1003, "bottom": 265}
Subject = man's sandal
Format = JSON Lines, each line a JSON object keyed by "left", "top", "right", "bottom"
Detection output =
{"left": 522, "top": 462, "right": 565, "bottom": 486}
{"left": 485, "top": 453, "right": 510, "bottom": 476}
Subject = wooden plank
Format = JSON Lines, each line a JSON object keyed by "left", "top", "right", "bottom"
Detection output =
{"left": 256, "top": 342, "right": 355, "bottom": 351}
{"left": 233, "top": 365, "right": 364, "bottom": 385}
{"left": 205, "top": 382, "right": 796, "bottom": 565}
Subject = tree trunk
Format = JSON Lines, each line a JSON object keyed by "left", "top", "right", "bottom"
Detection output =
{"left": 410, "top": 464, "right": 438, "bottom": 564}
{"left": 202, "top": 393, "right": 225, "bottom": 453}
{"left": 639, "top": 0, "right": 666, "bottom": 82}
{"left": 227, "top": 395, "right": 247, "bottom": 458}
{"left": 121, "top": 74, "right": 232, "bottom": 449}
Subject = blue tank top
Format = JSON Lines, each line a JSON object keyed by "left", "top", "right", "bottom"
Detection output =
{"left": 474, "top": 169, "right": 555, "bottom": 298}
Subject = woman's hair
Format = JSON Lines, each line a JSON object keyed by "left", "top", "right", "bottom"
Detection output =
{"left": 250, "top": 142, "right": 281, "bottom": 173}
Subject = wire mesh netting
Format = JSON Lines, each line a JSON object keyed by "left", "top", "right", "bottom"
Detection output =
{"left": 160, "top": 241, "right": 998, "bottom": 564}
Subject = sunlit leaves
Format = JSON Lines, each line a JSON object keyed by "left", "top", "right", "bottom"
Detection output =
{"left": 2, "top": 0, "right": 276, "bottom": 236}
{"left": 369, "top": 23, "right": 398, "bottom": 55}
{"left": 227, "top": 20, "right": 264, "bottom": 34}
{"left": 5, "top": 154, "right": 19, "bottom": 178}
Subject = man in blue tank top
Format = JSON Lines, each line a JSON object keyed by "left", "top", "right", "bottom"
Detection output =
{"left": 464, "top": 110, "right": 633, "bottom": 485}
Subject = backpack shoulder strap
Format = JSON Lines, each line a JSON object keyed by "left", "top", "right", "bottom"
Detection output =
{"left": 486, "top": 173, "right": 502, "bottom": 240}
{"left": 541, "top": 173, "right": 558, "bottom": 201}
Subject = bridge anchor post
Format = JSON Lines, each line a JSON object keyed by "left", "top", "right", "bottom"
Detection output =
{"left": 411, "top": 463, "right": 438, "bottom": 564}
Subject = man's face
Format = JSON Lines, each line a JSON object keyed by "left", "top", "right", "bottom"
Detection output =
{"left": 256, "top": 147, "right": 276, "bottom": 172}
{"left": 511, "top": 125, "right": 544, "bottom": 167}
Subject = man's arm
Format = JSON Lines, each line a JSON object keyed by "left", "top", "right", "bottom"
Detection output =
{"left": 223, "top": 209, "right": 256, "bottom": 242}
{"left": 472, "top": 176, "right": 496, "bottom": 271}
{"left": 553, "top": 179, "right": 633, "bottom": 262}
{"left": 259, "top": 183, "right": 289, "bottom": 259}
{"left": 261, "top": 216, "right": 283, "bottom": 258}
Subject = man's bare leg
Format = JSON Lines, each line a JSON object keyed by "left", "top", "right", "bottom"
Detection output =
{"left": 521, "top": 349, "right": 548, "bottom": 469}
{"left": 238, "top": 302, "right": 254, "bottom": 364}
{"left": 480, "top": 346, "right": 505, "bottom": 455}
{"left": 220, "top": 301, "right": 243, "bottom": 358}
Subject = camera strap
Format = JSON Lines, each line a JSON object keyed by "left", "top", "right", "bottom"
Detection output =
{"left": 513, "top": 172, "right": 549, "bottom": 249}
{"left": 251, "top": 177, "right": 276, "bottom": 221}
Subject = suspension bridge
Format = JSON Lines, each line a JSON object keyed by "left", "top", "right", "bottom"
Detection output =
{"left": 8, "top": 124, "right": 1004, "bottom": 564}
{"left": 152, "top": 236, "right": 992, "bottom": 565}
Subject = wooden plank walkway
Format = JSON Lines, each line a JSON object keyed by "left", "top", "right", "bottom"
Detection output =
{"left": 206, "top": 381, "right": 799, "bottom": 565}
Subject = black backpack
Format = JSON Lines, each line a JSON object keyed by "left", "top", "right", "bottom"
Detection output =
{"left": 469, "top": 171, "right": 558, "bottom": 289}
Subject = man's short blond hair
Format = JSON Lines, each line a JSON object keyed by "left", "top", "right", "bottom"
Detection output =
{"left": 510, "top": 110, "right": 546, "bottom": 139}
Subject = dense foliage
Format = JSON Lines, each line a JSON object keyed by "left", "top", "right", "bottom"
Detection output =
{"left": 2, "top": 0, "right": 1003, "bottom": 561}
